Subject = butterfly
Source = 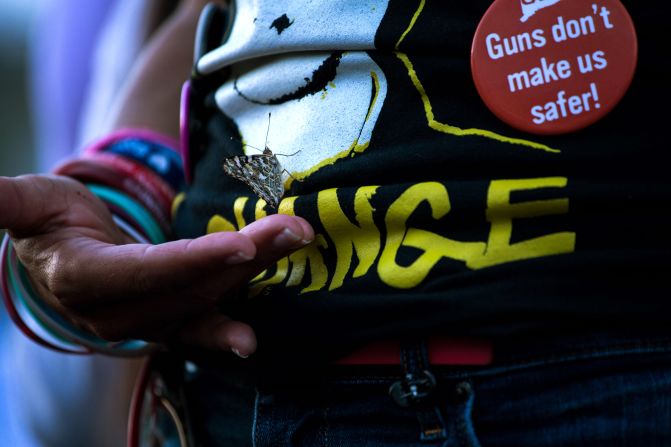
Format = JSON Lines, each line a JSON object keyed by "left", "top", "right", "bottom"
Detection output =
{"left": 222, "top": 114, "right": 298, "bottom": 209}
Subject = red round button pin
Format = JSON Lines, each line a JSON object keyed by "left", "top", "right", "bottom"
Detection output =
{"left": 471, "top": 0, "right": 637, "bottom": 135}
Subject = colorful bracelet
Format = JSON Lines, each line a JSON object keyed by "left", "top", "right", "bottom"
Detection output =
{"left": 9, "top": 244, "right": 97, "bottom": 352}
{"left": 58, "top": 129, "right": 186, "bottom": 237}
{"left": 82, "top": 129, "right": 180, "bottom": 158}
{"left": 1, "top": 130, "right": 185, "bottom": 356}
{"left": 107, "top": 203, "right": 153, "bottom": 242}
{"left": 1, "top": 183, "right": 166, "bottom": 355}
{"left": 11, "top": 267, "right": 82, "bottom": 350}
{"left": 82, "top": 128, "right": 184, "bottom": 193}
{"left": 86, "top": 137, "right": 185, "bottom": 192}
{"left": 1, "top": 235, "right": 90, "bottom": 354}
{"left": 54, "top": 157, "right": 172, "bottom": 236}
{"left": 1, "top": 234, "right": 160, "bottom": 357}
{"left": 86, "top": 152, "right": 176, "bottom": 218}
{"left": 112, "top": 215, "right": 151, "bottom": 245}
{"left": 15, "top": 247, "right": 157, "bottom": 356}
{"left": 88, "top": 184, "right": 167, "bottom": 245}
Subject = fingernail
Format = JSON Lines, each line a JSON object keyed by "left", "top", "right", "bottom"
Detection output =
{"left": 232, "top": 347, "right": 249, "bottom": 359}
{"left": 273, "top": 227, "right": 302, "bottom": 248}
{"left": 300, "top": 236, "right": 314, "bottom": 246}
{"left": 225, "top": 251, "right": 254, "bottom": 264}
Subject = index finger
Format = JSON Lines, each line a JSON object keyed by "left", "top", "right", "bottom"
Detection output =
{"left": 0, "top": 175, "right": 94, "bottom": 233}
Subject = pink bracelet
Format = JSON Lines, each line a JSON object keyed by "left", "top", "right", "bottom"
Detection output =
{"left": 54, "top": 156, "right": 173, "bottom": 235}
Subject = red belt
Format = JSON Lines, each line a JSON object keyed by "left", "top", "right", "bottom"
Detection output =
{"left": 334, "top": 336, "right": 493, "bottom": 366}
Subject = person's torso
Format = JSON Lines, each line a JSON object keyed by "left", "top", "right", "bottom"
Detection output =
{"left": 174, "top": 0, "right": 671, "bottom": 352}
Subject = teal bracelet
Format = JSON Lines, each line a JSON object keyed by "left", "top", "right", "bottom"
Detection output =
{"left": 10, "top": 272, "right": 78, "bottom": 348}
{"left": 10, "top": 243, "right": 158, "bottom": 356}
{"left": 86, "top": 184, "right": 167, "bottom": 244}
{"left": 5, "top": 242, "right": 88, "bottom": 353}
{"left": 3, "top": 184, "right": 167, "bottom": 356}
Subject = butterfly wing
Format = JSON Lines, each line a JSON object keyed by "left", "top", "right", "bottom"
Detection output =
{"left": 222, "top": 153, "right": 285, "bottom": 209}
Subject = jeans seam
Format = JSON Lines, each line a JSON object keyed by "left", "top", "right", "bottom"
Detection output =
{"left": 401, "top": 344, "right": 410, "bottom": 374}
{"left": 321, "top": 406, "right": 330, "bottom": 447}
{"left": 251, "top": 388, "right": 261, "bottom": 447}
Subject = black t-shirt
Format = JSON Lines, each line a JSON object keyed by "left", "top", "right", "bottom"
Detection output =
{"left": 174, "top": 1, "right": 671, "bottom": 355}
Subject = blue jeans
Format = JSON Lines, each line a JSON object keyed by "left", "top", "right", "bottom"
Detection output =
{"left": 181, "top": 333, "right": 671, "bottom": 446}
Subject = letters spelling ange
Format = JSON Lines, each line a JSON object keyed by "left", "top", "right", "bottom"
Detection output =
{"left": 222, "top": 114, "right": 298, "bottom": 209}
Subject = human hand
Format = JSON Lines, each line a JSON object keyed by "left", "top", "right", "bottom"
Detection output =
{"left": 0, "top": 174, "right": 313, "bottom": 357}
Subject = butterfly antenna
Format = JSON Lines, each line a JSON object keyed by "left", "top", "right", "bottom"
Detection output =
{"left": 229, "top": 136, "right": 264, "bottom": 153}
{"left": 264, "top": 113, "right": 272, "bottom": 150}
{"left": 275, "top": 150, "right": 301, "bottom": 157}
{"left": 282, "top": 168, "right": 303, "bottom": 182}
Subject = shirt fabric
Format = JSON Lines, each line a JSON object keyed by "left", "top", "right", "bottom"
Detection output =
{"left": 174, "top": 0, "right": 671, "bottom": 359}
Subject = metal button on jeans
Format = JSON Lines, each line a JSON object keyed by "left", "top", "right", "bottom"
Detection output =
{"left": 389, "top": 370, "right": 437, "bottom": 407}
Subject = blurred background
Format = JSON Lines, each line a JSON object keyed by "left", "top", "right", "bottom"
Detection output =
{"left": 0, "top": 0, "right": 42, "bottom": 177}
{"left": 1, "top": 0, "right": 45, "bottom": 438}
{"left": 1, "top": 1, "right": 164, "bottom": 444}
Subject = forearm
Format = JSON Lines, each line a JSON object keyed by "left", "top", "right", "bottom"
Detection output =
{"left": 104, "top": 0, "right": 222, "bottom": 138}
